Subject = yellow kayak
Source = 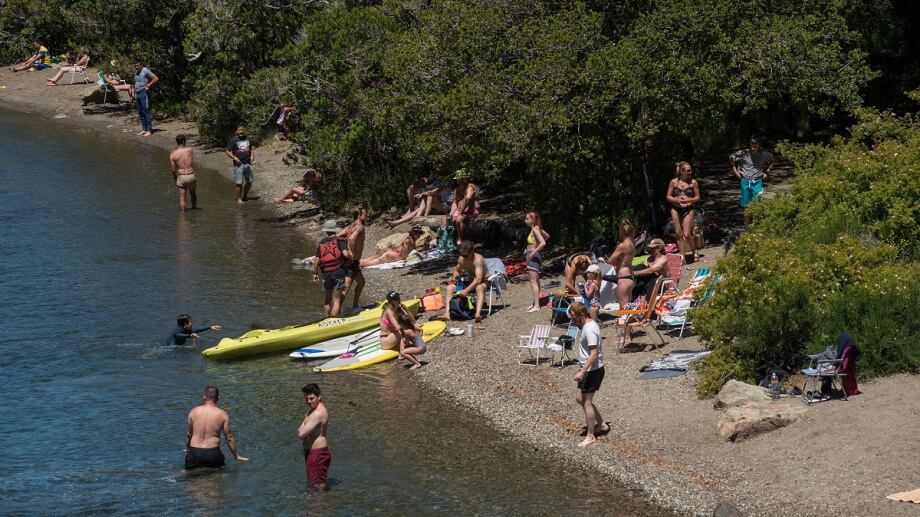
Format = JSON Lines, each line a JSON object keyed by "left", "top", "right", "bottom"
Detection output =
{"left": 314, "top": 320, "right": 446, "bottom": 372}
{"left": 202, "top": 299, "right": 420, "bottom": 359}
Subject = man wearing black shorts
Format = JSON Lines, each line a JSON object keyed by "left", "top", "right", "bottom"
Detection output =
{"left": 572, "top": 302, "right": 610, "bottom": 447}
{"left": 313, "top": 220, "right": 352, "bottom": 317}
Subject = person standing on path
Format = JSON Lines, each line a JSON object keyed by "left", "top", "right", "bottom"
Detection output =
{"left": 571, "top": 302, "right": 609, "bottom": 448}
{"left": 338, "top": 207, "right": 367, "bottom": 309}
{"left": 169, "top": 134, "right": 197, "bottom": 211}
{"left": 730, "top": 136, "right": 773, "bottom": 225}
{"left": 185, "top": 386, "right": 249, "bottom": 470}
{"left": 298, "top": 383, "right": 331, "bottom": 491}
{"left": 666, "top": 161, "right": 700, "bottom": 261}
{"left": 313, "top": 220, "right": 351, "bottom": 317}
{"left": 225, "top": 126, "right": 254, "bottom": 204}
{"left": 133, "top": 62, "right": 158, "bottom": 137}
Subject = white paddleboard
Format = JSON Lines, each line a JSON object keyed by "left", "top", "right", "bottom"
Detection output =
{"left": 289, "top": 328, "right": 381, "bottom": 360}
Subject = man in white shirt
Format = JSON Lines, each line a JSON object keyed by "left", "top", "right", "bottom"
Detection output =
{"left": 571, "top": 302, "right": 610, "bottom": 447}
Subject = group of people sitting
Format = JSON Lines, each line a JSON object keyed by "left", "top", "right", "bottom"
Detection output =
{"left": 390, "top": 169, "right": 480, "bottom": 245}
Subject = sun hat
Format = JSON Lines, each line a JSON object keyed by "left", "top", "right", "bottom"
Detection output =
{"left": 320, "top": 220, "right": 341, "bottom": 233}
{"left": 647, "top": 238, "right": 665, "bottom": 250}
{"left": 585, "top": 264, "right": 601, "bottom": 274}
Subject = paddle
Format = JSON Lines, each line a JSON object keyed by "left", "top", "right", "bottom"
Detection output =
{"left": 343, "top": 327, "right": 380, "bottom": 355}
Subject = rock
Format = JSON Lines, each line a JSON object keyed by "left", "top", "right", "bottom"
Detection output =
{"left": 415, "top": 227, "right": 434, "bottom": 249}
{"left": 376, "top": 232, "right": 409, "bottom": 252}
{"left": 717, "top": 400, "right": 807, "bottom": 442}
{"left": 412, "top": 215, "right": 444, "bottom": 229}
{"left": 713, "top": 380, "right": 770, "bottom": 409}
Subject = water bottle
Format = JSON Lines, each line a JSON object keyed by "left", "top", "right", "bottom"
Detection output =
{"left": 770, "top": 372, "right": 780, "bottom": 400}
{"left": 465, "top": 322, "right": 474, "bottom": 337}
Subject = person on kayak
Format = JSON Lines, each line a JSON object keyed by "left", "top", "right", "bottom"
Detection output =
{"left": 298, "top": 383, "right": 331, "bottom": 491}
{"left": 185, "top": 386, "right": 249, "bottom": 470}
{"left": 381, "top": 291, "right": 426, "bottom": 370}
{"left": 167, "top": 314, "right": 222, "bottom": 346}
{"left": 313, "top": 220, "right": 352, "bottom": 317}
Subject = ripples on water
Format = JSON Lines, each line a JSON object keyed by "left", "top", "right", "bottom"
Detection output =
{"left": 0, "top": 108, "right": 665, "bottom": 515}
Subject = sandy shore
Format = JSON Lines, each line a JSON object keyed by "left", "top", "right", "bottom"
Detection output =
{"left": 4, "top": 66, "right": 919, "bottom": 516}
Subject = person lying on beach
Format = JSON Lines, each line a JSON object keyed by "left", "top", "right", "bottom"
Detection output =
{"left": 185, "top": 385, "right": 249, "bottom": 470}
{"left": 45, "top": 50, "right": 90, "bottom": 85}
{"left": 274, "top": 168, "right": 322, "bottom": 203}
{"left": 438, "top": 241, "right": 487, "bottom": 325}
{"left": 9, "top": 40, "right": 51, "bottom": 72}
{"left": 389, "top": 175, "right": 448, "bottom": 227}
{"left": 564, "top": 254, "right": 593, "bottom": 295}
{"left": 167, "top": 314, "right": 222, "bottom": 346}
{"left": 359, "top": 226, "right": 423, "bottom": 268}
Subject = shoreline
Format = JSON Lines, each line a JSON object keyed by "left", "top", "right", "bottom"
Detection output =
{"left": 3, "top": 68, "right": 919, "bottom": 516}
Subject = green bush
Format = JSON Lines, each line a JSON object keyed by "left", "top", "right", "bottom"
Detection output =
{"left": 696, "top": 109, "right": 920, "bottom": 397}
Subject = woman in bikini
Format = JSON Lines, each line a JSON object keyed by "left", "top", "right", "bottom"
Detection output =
{"left": 380, "top": 292, "right": 407, "bottom": 352}
{"left": 275, "top": 169, "right": 321, "bottom": 203}
{"left": 666, "top": 161, "right": 700, "bottom": 262}
{"left": 524, "top": 211, "right": 549, "bottom": 312}
{"left": 359, "top": 228, "right": 422, "bottom": 268}
{"left": 564, "top": 254, "right": 593, "bottom": 295}
{"left": 608, "top": 219, "right": 637, "bottom": 345}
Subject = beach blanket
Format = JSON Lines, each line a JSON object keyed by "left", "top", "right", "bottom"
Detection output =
{"left": 639, "top": 350, "right": 711, "bottom": 379}
{"left": 887, "top": 488, "right": 920, "bottom": 504}
{"left": 363, "top": 250, "right": 435, "bottom": 270}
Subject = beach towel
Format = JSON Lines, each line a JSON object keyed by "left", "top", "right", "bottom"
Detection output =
{"left": 639, "top": 350, "right": 711, "bottom": 379}
{"left": 887, "top": 488, "right": 920, "bottom": 504}
{"left": 363, "top": 250, "right": 435, "bottom": 270}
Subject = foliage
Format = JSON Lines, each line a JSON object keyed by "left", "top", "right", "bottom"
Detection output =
{"left": 695, "top": 111, "right": 920, "bottom": 397}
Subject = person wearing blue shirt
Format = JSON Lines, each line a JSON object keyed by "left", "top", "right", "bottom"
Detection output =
{"left": 133, "top": 61, "right": 158, "bottom": 137}
{"left": 167, "top": 314, "right": 222, "bottom": 346}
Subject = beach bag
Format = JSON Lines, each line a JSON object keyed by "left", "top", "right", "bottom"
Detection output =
{"left": 421, "top": 288, "right": 445, "bottom": 312}
{"left": 317, "top": 237, "right": 346, "bottom": 273}
{"left": 436, "top": 226, "right": 457, "bottom": 252}
{"left": 448, "top": 296, "right": 474, "bottom": 320}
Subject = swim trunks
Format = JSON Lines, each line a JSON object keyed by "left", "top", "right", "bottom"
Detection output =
{"left": 176, "top": 172, "right": 196, "bottom": 188}
{"left": 739, "top": 178, "right": 763, "bottom": 208}
{"left": 577, "top": 366, "right": 605, "bottom": 394}
{"left": 234, "top": 163, "right": 254, "bottom": 184}
{"left": 322, "top": 270, "right": 346, "bottom": 292}
{"left": 305, "top": 447, "right": 331, "bottom": 486}
{"left": 343, "top": 260, "right": 362, "bottom": 279}
{"left": 185, "top": 446, "right": 225, "bottom": 469}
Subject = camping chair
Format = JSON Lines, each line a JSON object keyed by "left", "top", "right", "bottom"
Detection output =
{"left": 483, "top": 257, "right": 508, "bottom": 316}
{"left": 517, "top": 324, "right": 551, "bottom": 365}
{"left": 546, "top": 324, "right": 579, "bottom": 368}
{"left": 657, "top": 274, "right": 719, "bottom": 339}
{"left": 550, "top": 293, "right": 572, "bottom": 328}
{"left": 661, "top": 253, "right": 684, "bottom": 294}
{"left": 68, "top": 55, "right": 91, "bottom": 84}
{"left": 800, "top": 353, "right": 847, "bottom": 405}
{"left": 96, "top": 72, "right": 123, "bottom": 104}
{"left": 612, "top": 277, "right": 666, "bottom": 351}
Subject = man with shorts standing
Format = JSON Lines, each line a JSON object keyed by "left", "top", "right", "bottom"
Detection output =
{"left": 730, "top": 136, "right": 773, "bottom": 225}
{"left": 571, "top": 302, "right": 609, "bottom": 447}
{"left": 133, "top": 61, "right": 158, "bottom": 136}
{"left": 169, "top": 134, "right": 197, "bottom": 211}
{"left": 298, "top": 383, "right": 331, "bottom": 491}
{"left": 313, "top": 220, "right": 351, "bottom": 317}
{"left": 226, "top": 126, "right": 254, "bottom": 204}
{"left": 338, "top": 207, "right": 367, "bottom": 309}
{"left": 185, "top": 386, "right": 249, "bottom": 470}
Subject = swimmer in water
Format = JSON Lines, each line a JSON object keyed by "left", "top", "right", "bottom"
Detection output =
{"left": 167, "top": 314, "right": 222, "bottom": 346}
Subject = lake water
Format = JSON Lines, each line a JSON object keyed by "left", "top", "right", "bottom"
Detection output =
{"left": 0, "top": 107, "right": 665, "bottom": 515}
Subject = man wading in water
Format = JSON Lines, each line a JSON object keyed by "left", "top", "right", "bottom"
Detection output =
{"left": 169, "top": 134, "right": 197, "bottom": 211}
{"left": 298, "top": 383, "right": 331, "bottom": 491}
{"left": 185, "top": 386, "right": 249, "bottom": 469}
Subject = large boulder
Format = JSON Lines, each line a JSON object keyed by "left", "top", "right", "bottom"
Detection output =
{"left": 376, "top": 232, "right": 409, "bottom": 252}
{"left": 717, "top": 400, "right": 807, "bottom": 442}
{"left": 414, "top": 227, "right": 435, "bottom": 249}
{"left": 713, "top": 380, "right": 771, "bottom": 409}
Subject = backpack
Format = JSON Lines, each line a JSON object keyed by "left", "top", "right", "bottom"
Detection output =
{"left": 317, "top": 237, "right": 347, "bottom": 273}
{"left": 448, "top": 296, "right": 474, "bottom": 320}
{"left": 436, "top": 226, "right": 457, "bottom": 252}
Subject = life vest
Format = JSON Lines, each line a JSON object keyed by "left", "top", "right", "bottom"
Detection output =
{"left": 317, "top": 237, "right": 346, "bottom": 273}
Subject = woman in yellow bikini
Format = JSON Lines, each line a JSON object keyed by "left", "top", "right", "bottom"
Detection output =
{"left": 524, "top": 211, "right": 549, "bottom": 312}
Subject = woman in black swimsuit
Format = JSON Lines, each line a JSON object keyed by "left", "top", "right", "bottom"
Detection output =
{"left": 666, "top": 162, "right": 700, "bottom": 261}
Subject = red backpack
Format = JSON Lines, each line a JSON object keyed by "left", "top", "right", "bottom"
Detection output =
{"left": 317, "top": 237, "right": 346, "bottom": 273}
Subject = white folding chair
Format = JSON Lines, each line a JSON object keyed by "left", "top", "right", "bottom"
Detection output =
{"left": 68, "top": 56, "right": 91, "bottom": 84}
{"left": 546, "top": 324, "right": 579, "bottom": 367}
{"left": 517, "top": 324, "right": 551, "bottom": 365}
{"left": 484, "top": 257, "right": 508, "bottom": 316}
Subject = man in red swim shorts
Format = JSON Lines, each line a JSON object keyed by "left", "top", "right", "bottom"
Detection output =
{"left": 298, "top": 383, "right": 331, "bottom": 490}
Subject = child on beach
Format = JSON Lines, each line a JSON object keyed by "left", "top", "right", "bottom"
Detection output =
{"left": 584, "top": 264, "right": 601, "bottom": 320}
{"left": 167, "top": 314, "right": 222, "bottom": 346}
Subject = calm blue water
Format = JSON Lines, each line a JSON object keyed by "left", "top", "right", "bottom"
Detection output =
{"left": 0, "top": 107, "right": 663, "bottom": 515}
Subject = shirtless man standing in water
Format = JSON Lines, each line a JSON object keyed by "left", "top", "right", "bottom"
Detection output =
{"left": 298, "top": 383, "right": 331, "bottom": 491}
{"left": 338, "top": 207, "right": 367, "bottom": 308}
{"left": 169, "top": 134, "right": 197, "bottom": 211}
{"left": 185, "top": 386, "right": 249, "bottom": 470}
